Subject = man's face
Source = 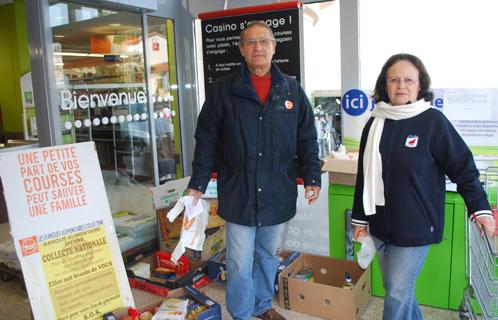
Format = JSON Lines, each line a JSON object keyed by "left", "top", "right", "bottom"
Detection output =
{"left": 239, "top": 25, "right": 276, "bottom": 72}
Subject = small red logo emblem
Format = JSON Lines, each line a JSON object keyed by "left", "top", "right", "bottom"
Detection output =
{"left": 405, "top": 135, "right": 419, "bottom": 148}
{"left": 19, "top": 236, "right": 39, "bottom": 257}
{"left": 284, "top": 100, "right": 294, "bottom": 110}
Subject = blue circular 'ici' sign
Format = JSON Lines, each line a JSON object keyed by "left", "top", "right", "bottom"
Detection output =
{"left": 342, "top": 89, "right": 369, "bottom": 116}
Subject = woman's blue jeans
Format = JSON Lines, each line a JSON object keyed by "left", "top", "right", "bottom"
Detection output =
{"left": 373, "top": 236, "right": 429, "bottom": 320}
{"left": 225, "top": 221, "right": 285, "bottom": 320}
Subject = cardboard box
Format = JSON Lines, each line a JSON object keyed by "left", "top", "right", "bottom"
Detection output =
{"left": 322, "top": 157, "right": 358, "bottom": 186}
{"left": 157, "top": 198, "right": 225, "bottom": 241}
{"left": 126, "top": 253, "right": 209, "bottom": 290}
{"left": 107, "top": 285, "right": 221, "bottom": 320}
{"left": 208, "top": 249, "right": 300, "bottom": 291}
{"left": 161, "top": 227, "right": 226, "bottom": 261}
{"left": 278, "top": 254, "right": 370, "bottom": 320}
{"left": 150, "top": 176, "right": 190, "bottom": 209}
{"left": 121, "top": 238, "right": 158, "bottom": 266}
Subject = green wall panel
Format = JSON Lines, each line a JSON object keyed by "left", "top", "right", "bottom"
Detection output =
{"left": 0, "top": 0, "right": 30, "bottom": 134}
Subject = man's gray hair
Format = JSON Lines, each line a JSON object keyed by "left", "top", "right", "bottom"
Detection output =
{"left": 239, "top": 20, "right": 276, "bottom": 45}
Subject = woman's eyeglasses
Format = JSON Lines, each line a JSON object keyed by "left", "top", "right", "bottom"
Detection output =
{"left": 388, "top": 77, "right": 418, "bottom": 87}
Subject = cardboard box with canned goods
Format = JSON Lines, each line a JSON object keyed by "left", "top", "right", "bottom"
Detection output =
{"left": 104, "top": 285, "right": 221, "bottom": 320}
{"left": 208, "top": 249, "right": 300, "bottom": 292}
{"left": 126, "top": 252, "right": 210, "bottom": 291}
{"left": 150, "top": 177, "right": 225, "bottom": 248}
{"left": 161, "top": 226, "right": 226, "bottom": 262}
{"left": 278, "top": 253, "right": 370, "bottom": 320}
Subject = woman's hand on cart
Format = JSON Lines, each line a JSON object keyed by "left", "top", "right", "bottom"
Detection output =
{"left": 474, "top": 214, "right": 496, "bottom": 237}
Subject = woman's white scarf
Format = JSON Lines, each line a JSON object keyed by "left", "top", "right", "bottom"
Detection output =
{"left": 363, "top": 99, "right": 431, "bottom": 215}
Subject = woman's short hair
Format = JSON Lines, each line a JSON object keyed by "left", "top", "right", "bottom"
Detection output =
{"left": 239, "top": 20, "right": 275, "bottom": 45}
{"left": 373, "top": 53, "right": 434, "bottom": 103}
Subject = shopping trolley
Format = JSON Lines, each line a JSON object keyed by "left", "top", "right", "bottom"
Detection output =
{"left": 459, "top": 167, "right": 498, "bottom": 320}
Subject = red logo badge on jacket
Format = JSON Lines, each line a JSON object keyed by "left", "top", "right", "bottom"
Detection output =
{"left": 405, "top": 135, "right": 419, "bottom": 148}
{"left": 284, "top": 100, "right": 294, "bottom": 110}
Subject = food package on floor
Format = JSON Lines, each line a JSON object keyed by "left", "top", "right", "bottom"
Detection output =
{"left": 128, "top": 262, "right": 151, "bottom": 279}
{"left": 151, "top": 298, "right": 188, "bottom": 320}
{"left": 107, "top": 285, "right": 221, "bottom": 320}
{"left": 113, "top": 211, "right": 157, "bottom": 238}
{"left": 127, "top": 251, "right": 209, "bottom": 291}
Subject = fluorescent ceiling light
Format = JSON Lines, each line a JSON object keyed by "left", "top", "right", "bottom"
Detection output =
{"left": 53, "top": 52, "right": 129, "bottom": 58}
{"left": 54, "top": 52, "right": 88, "bottom": 57}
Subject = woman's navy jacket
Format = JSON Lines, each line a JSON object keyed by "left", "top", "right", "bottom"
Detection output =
{"left": 352, "top": 108, "right": 490, "bottom": 246}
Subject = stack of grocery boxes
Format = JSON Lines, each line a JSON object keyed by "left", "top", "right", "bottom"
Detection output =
{"left": 104, "top": 285, "right": 221, "bottom": 320}
{"left": 124, "top": 176, "right": 225, "bottom": 297}
{"left": 112, "top": 211, "right": 158, "bottom": 264}
{"left": 152, "top": 176, "right": 225, "bottom": 261}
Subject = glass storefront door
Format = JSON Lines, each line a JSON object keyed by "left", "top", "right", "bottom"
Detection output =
{"left": 147, "top": 16, "right": 183, "bottom": 183}
{"left": 49, "top": 1, "right": 182, "bottom": 215}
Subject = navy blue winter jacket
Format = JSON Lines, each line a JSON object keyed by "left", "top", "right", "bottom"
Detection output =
{"left": 352, "top": 108, "right": 491, "bottom": 246}
{"left": 188, "top": 63, "right": 321, "bottom": 226}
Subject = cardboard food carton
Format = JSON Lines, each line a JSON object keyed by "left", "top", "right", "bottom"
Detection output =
{"left": 161, "top": 227, "right": 226, "bottom": 261}
{"left": 126, "top": 253, "right": 209, "bottom": 291}
{"left": 278, "top": 253, "right": 370, "bottom": 320}
{"left": 105, "top": 285, "right": 221, "bottom": 320}
{"left": 150, "top": 177, "right": 225, "bottom": 246}
{"left": 157, "top": 198, "right": 225, "bottom": 241}
{"left": 322, "top": 156, "right": 358, "bottom": 186}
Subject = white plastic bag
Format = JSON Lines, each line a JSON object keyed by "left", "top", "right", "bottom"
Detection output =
{"left": 166, "top": 196, "right": 209, "bottom": 264}
{"left": 357, "top": 235, "right": 376, "bottom": 269}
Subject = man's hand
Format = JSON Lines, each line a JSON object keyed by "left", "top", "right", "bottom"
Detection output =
{"left": 475, "top": 215, "right": 496, "bottom": 237}
{"left": 353, "top": 225, "right": 368, "bottom": 241}
{"left": 186, "top": 188, "right": 203, "bottom": 205}
{"left": 305, "top": 186, "right": 321, "bottom": 205}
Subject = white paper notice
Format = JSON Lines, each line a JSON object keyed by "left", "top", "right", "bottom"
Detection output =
{"left": 440, "top": 88, "right": 498, "bottom": 147}
{"left": 0, "top": 142, "right": 134, "bottom": 320}
{"left": 443, "top": 88, "right": 494, "bottom": 121}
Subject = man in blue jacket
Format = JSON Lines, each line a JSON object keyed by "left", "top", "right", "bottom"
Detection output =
{"left": 186, "top": 21, "right": 321, "bottom": 320}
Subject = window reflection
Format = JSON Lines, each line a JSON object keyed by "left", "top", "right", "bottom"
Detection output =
{"left": 147, "top": 17, "right": 182, "bottom": 184}
{"left": 50, "top": 1, "right": 153, "bottom": 215}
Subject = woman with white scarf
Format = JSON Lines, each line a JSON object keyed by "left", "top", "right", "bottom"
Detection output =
{"left": 351, "top": 53, "right": 495, "bottom": 320}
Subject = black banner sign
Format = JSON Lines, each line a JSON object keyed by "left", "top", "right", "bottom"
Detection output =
{"left": 200, "top": 8, "right": 301, "bottom": 97}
